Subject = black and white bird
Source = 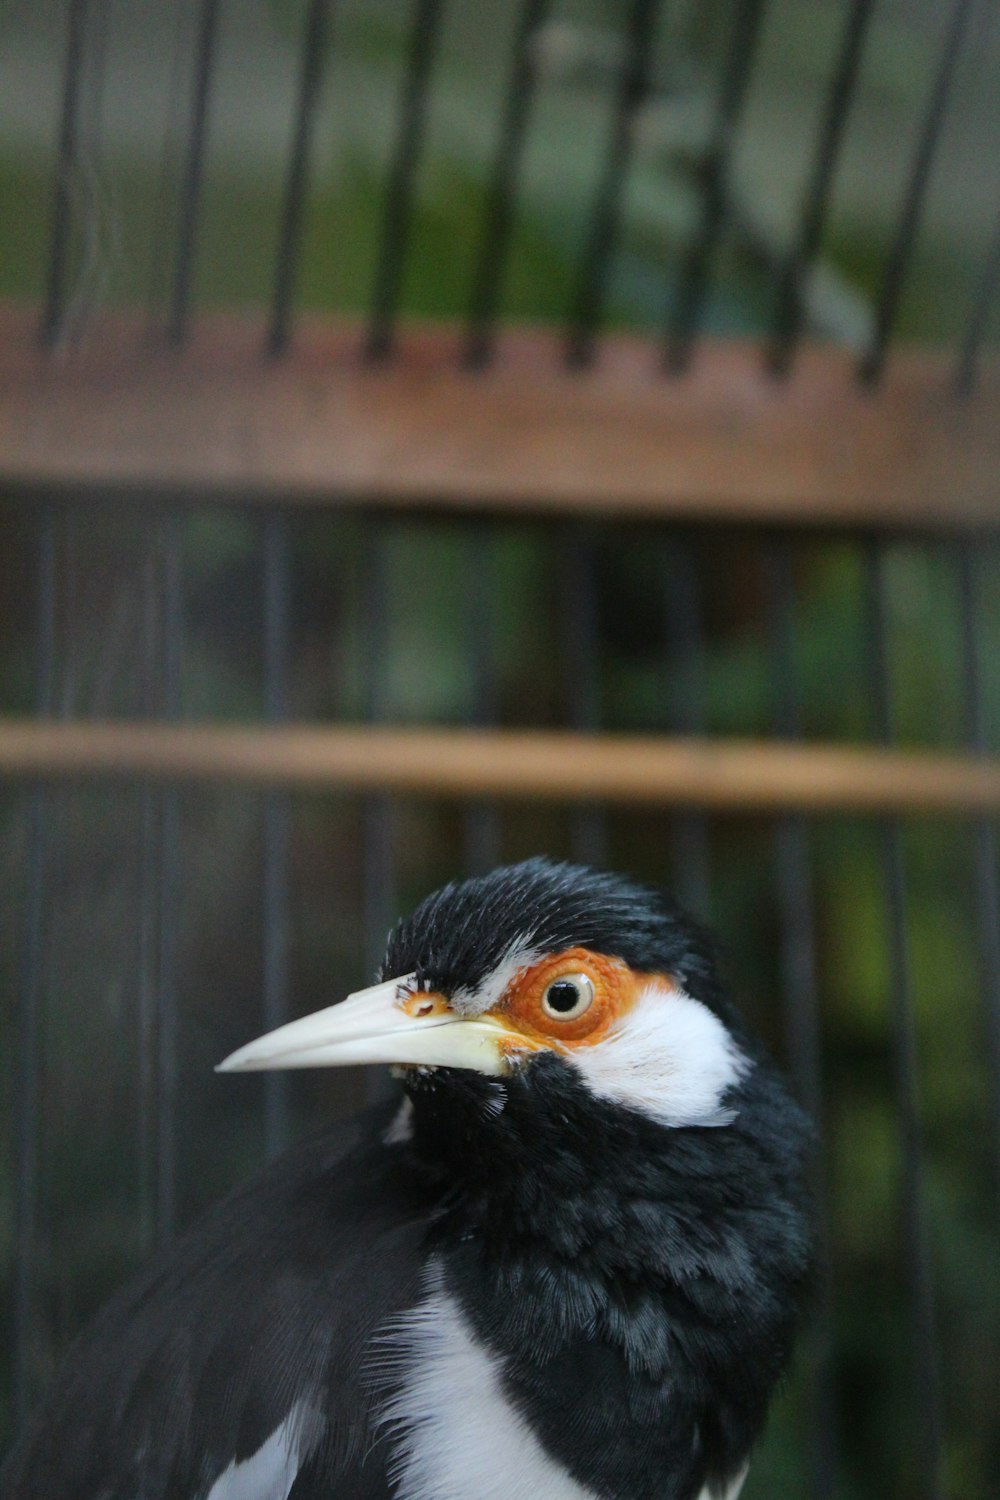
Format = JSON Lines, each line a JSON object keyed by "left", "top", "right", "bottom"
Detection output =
{"left": 2, "top": 858, "right": 813, "bottom": 1500}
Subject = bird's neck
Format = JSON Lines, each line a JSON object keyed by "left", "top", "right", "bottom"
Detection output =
{"left": 404, "top": 1056, "right": 808, "bottom": 1287}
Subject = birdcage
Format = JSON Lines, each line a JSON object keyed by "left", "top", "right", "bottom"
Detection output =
{"left": 1, "top": 2, "right": 998, "bottom": 1497}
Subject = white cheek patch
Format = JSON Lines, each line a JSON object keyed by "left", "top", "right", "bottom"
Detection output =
{"left": 449, "top": 938, "right": 540, "bottom": 1017}
{"left": 568, "top": 979, "right": 749, "bottom": 1129}
{"left": 374, "top": 1265, "right": 597, "bottom": 1500}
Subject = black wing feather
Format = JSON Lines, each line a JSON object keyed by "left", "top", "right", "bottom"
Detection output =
{"left": 1, "top": 1104, "right": 433, "bottom": 1500}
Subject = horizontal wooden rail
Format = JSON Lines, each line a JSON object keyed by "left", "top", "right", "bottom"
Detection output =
{"left": 0, "top": 304, "right": 998, "bottom": 529}
{"left": 1, "top": 720, "right": 999, "bottom": 814}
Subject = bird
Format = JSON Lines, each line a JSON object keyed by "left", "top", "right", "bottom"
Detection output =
{"left": 2, "top": 857, "right": 813, "bottom": 1500}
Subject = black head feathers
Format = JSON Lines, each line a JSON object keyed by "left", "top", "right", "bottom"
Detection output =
{"left": 380, "top": 857, "right": 727, "bottom": 1011}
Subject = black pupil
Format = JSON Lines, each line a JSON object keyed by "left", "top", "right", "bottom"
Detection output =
{"left": 546, "top": 980, "right": 581, "bottom": 1014}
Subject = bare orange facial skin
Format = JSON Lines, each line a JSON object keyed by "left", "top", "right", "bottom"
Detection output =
{"left": 491, "top": 946, "right": 675, "bottom": 1059}
{"left": 398, "top": 990, "right": 451, "bottom": 1020}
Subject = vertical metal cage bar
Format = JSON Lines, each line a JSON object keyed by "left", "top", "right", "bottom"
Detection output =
{"left": 462, "top": 520, "right": 501, "bottom": 874}
{"left": 765, "top": 542, "right": 824, "bottom": 1119}
{"left": 958, "top": 544, "right": 1000, "bottom": 1202}
{"left": 155, "top": 517, "right": 184, "bottom": 1248}
{"left": 665, "top": 535, "right": 710, "bottom": 916}
{"left": 765, "top": 540, "right": 838, "bottom": 1500}
{"left": 859, "top": 0, "right": 976, "bottom": 385}
{"left": 768, "top": 0, "right": 876, "bottom": 375}
{"left": 367, "top": 0, "right": 446, "bottom": 361}
{"left": 167, "top": 0, "right": 222, "bottom": 346}
{"left": 42, "top": 0, "right": 91, "bottom": 348}
{"left": 665, "top": 0, "right": 767, "bottom": 372}
{"left": 464, "top": 0, "right": 549, "bottom": 367}
{"left": 268, "top": 0, "right": 333, "bottom": 356}
{"left": 12, "top": 513, "right": 58, "bottom": 1429}
{"left": 136, "top": 536, "right": 161, "bottom": 1259}
{"left": 956, "top": 203, "right": 1000, "bottom": 396}
{"left": 866, "top": 542, "right": 944, "bottom": 1500}
{"left": 566, "top": 0, "right": 659, "bottom": 368}
{"left": 361, "top": 522, "right": 397, "bottom": 1099}
{"left": 561, "top": 525, "right": 606, "bottom": 866}
{"left": 262, "top": 516, "right": 292, "bottom": 1157}
{"left": 363, "top": 799, "right": 395, "bottom": 981}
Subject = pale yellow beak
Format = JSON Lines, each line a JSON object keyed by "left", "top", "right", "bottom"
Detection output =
{"left": 216, "top": 975, "right": 517, "bottom": 1076}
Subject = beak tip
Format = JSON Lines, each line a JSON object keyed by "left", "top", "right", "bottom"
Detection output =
{"left": 216, "top": 1051, "right": 251, "bottom": 1074}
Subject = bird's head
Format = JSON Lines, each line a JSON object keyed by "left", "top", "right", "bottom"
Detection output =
{"left": 219, "top": 858, "right": 756, "bottom": 1134}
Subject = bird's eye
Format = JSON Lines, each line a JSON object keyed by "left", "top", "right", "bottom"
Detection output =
{"left": 541, "top": 973, "right": 595, "bottom": 1020}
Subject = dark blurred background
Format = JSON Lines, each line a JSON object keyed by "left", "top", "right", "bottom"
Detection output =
{"left": 1, "top": 2, "right": 999, "bottom": 1497}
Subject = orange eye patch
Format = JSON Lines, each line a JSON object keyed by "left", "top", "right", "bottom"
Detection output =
{"left": 495, "top": 946, "right": 672, "bottom": 1051}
